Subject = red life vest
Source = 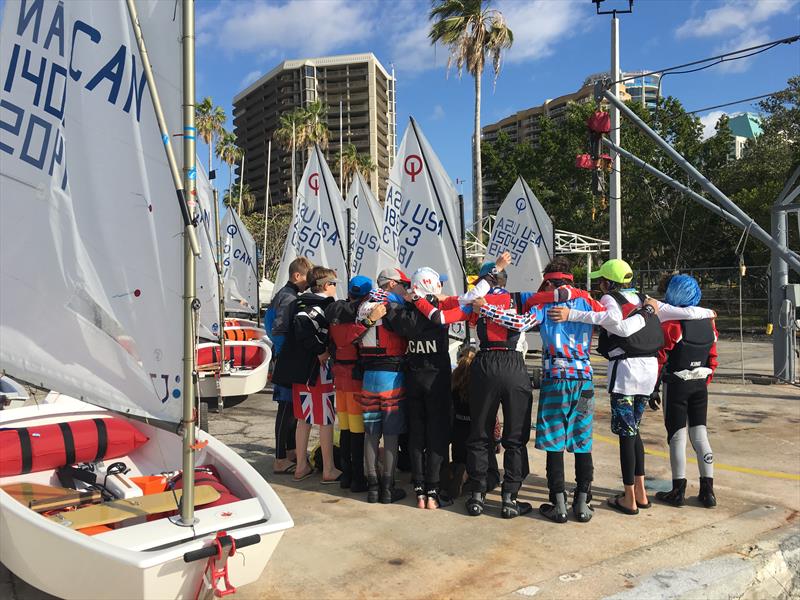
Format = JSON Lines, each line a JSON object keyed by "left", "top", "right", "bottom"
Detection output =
{"left": 476, "top": 290, "right": 524, "bottom": 351}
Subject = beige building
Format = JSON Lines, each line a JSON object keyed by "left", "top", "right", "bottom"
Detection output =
{"left": 232, "top": 53, "right": 397, "bottom": 210}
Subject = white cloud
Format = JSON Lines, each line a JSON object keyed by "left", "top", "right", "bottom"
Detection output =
{"left": 497, "top": 0, "right": 588, "bottom": 65}
{"left": 715, "top": 27, "right": 772, "bottom": 73}
{"left": 676, "top": 0, "right": 796, "bottom": 38}
{"left": 198, "top": 0, "right": 377, "bottom": 57}
{"left": 385, "top": 0, "right": 586, "bottom": 76}
{"left": 699, "top": 110, "right": 727, "bottom": 139}
{"left": 240, "top": 70, "right": 262, "bottom": 87}
{"left": 430, "top": 104, "right": 445, "bottom": 120}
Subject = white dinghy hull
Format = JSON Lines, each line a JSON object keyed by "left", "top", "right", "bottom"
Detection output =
{"left": 0, "top": 397, "right": 292, "bottom": 600}
{"left": 197, "top": 341, "right": 271, "bottom": 399}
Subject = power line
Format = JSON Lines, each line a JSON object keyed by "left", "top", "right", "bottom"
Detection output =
{"left": 611, "top": 34, "right": 799, "bottom": 86}
{"left": 687, "top": 91, "right": 785, "bottom": 115}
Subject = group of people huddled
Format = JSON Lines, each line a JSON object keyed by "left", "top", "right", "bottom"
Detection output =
{"left": 266, "top": 252, "right": 719, "bottom": 521}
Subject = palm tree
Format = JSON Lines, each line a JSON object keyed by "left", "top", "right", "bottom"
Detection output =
{"left": 195, "top": 96, "right": 227, "bottom": 181}
{"left": 429, "top": 0, "right": 513, "bottom": 243}
{"left": 336, "top": 144, "right": 377, "bottom": 192}
{"left": 274, "top": 108, "right": 306, "bottom": 202}
{"left": 223, "top": 182, "right": 255, "bottom": 214}
{"left": 215, "top": 130, "right": 240, "bottom": 199}
{"left": 300, "top": 100, "right": 329, "bottom": 151}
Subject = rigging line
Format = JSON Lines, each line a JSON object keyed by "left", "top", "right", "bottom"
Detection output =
{"left": 520, "top": 178, "right": 553, "bottom": 261}
{"left": 610, "top": 35, "right": 799, "bottom": 85}
{"left": 409, "top": 117, "right": 467, "bottom": 279}
{"left": 687, "top": 91, "right": 785, "bottom": 115}
{"left": 674, "top": 203, "right": 688, "bottom": 271}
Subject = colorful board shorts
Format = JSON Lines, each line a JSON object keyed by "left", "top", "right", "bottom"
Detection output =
{"left": 292, "top": 365, "right": 335, "bottom": 426}
{"left": 535, "top": 379, "right": 594, "bottom": 453}
{"left": 610, "top": 393, "right": 648, "bottom": 437}
{"left": 273, "top": 384, "right": 293, "bottom": 403}
{"left": 359, "top": 370, "right": 406, "bottom": 437}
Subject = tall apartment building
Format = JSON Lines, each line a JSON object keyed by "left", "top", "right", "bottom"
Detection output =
{"left": 232, "top": 53, "right": 396, "bottom": 210}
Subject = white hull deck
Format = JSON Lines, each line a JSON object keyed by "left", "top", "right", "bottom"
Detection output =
{"left": 0, "top": 397, "right": 292, "bottom": 599}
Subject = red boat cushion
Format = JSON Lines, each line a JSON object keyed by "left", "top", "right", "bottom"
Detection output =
{"left": 149, "top": 465, "right": 241, "bottom": 521}
{"left": 197, "top": 344, "right": 265, "bottom": 369}
{"left": 0, "top": 418, "right": 149, "bottom": 477}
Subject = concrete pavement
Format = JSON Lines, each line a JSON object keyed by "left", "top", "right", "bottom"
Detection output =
{"left": 3, "top": 339, "right": 798, "bottom": 599}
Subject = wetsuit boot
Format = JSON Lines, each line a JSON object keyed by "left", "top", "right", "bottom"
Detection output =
{"left": 655, "top": 478, "right": 686, "bottom": 507}
{"left": 465, "top": 491, "right": 485, "bottom": 517}
{"left": 501, "top": 492, "right": 532, "bottom": 519}
{"left": 572, "top": 490, "right": 594, "bottom": 523}
{"left": 339, "top": 430, "right": 352, "bottom": 490}
{"left": 366, "top": 476, "right": 380, "bottom": 504}
{"left": 379, "top": 476, "right": 406, "bottom": 504}
{"left": 426, "top": 486, "right": 453, "bottom": 510}
{"left": 349, "top": 433, "right": 368, "bottom": 493}
{"left": 539, "top": 491, "right": 568, "bottom": 523}
{"left": 698, "top": 477, "right": 716, "bottom": 508}
{"left": 413, "top": 481, "right": 426, "bottom": 509}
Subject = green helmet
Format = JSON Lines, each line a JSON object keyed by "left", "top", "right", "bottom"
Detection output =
{"left": 590, "top": 259, "right": 633, "bottom": 285}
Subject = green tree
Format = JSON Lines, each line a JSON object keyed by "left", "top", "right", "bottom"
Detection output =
{"left": 336, "top": 143, "right": 376, "bottom": 192}
{"left": 300, "top": 100, "right": 329, "bottom": 151}
{"left": 429, "top": 0, "right": 513, "bottom": 242}
{"left": 274, "top": 109, "right": 306, "bottom": 201}
{"left": 195, "top": 97, "right": 227, "bottom": 178}
{"left": 223, "top": 182, "right": 255, "bottom": 214}
{"left": 215, "top": 130, "right": 241, "bottom": 201}
{"left": 240, "top": 203, "right": 294, "bottom": 280}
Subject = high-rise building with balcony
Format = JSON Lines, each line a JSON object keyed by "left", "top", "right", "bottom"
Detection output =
{"left": 232, "top": 53, "right": 396, "bottom": 210}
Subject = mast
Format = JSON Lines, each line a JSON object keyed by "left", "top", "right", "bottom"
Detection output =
{"left": 179, "top": 0, "right": 197, "bottom": 525}
{"left": 213, "top": 187, "right": 226, "bottom": 411}
{"left": 261, "top": 140, "right": 272, "bottom": 278}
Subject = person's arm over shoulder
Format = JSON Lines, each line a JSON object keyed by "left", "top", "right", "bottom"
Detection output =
{"left": 657, "top": 321, "right": 681, "bottom": 375}
{"left": 708, "top": 320, "right": 719, "bottom": 383}
{"left": 568, "top": 294, "right": 622, "bottom": 325}
{"left": 480, "top": 304, "right": 541, "bottom": 332}
{"left": 655, "top": 301, "right": 715, "bottom": 322}
{"left": 413, "top": 295, "right": 472, "bottom": 325}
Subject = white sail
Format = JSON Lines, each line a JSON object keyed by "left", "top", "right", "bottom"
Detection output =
{"left": 196, "top": 164, "right": 220, "bottom": 339}
{"left": 277, "top": 145, "right": 348, "bottom": 293}
{"left": 383, "top": 117, "right": 466, "bottom": 296}
{"left": 484, "top": 176, "right": 554, "bottom": 291}
{"left": 0, "top": 0, "right": 184, "bottom": 424}
{"left": 345, "top": 171, "right": 396, "bottom": 280}
{"left": 221, "top": 208, "right": 258, "bottom": 314}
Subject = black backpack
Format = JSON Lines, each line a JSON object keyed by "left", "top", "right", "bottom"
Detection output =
{"left": 596, "top": 291, "right": 664, "bottom": 359}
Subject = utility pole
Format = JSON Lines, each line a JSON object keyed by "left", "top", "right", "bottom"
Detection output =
{"left": 594, "top": 0, "right": 633, "bottom": 259}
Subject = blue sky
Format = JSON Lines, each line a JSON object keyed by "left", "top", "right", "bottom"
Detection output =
{"left": 195, "top": 0, "right": 799, "bottom": 220}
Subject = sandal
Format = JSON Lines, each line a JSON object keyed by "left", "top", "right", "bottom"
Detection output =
{"left": 273, "top": 463, "right": 296, "bottom": 475}
{"left": 607, "top": 494, "right": 639, "bottom": 515}
{"left": 321, "top": 474, "right": 342, "bottom": 485}
{"left": 292, "top": 469, "right": 314, "bottom": 482}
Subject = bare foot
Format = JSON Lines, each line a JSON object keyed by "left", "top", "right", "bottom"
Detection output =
{"left": 321, "top": 468, "right": 342, "bottom": 483}
{"left": 426, "top": 496, "right": 439, "bottom": 510}
{"left": 273, "top": 459, "right": 296, "bottom": 474}
{"left": 416, "top": 494, "right": 426, "bottom": 509}
{"left": 292, "top": 465, "right": 314, "bottom": 482}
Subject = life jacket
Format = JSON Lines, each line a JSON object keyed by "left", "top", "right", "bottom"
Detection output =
{"left": 327, "top": 301, "right": 362, "bottom": 364}
{"left": 405, "top": 297, "right": 450, "bottom": 358}
{"left": 476, "top": 290, "right": 524, "bottom": 351}
{"left": 359, "top": 292, "right": 407, "bottom": 359}
{"left": 596, "top": 291, "right": 664, "bottom": 359}
{"left": 666, "top": 318, "right": 714, "bottom": 372}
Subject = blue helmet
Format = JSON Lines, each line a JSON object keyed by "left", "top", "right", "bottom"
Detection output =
{"left": 348, "top": 275, "right": 373, "bottom": 299}
{"left": 479, "top": 262, "right": 495, "bottom": 277}
{"left": 665, "top": 274, "right": 701, "bottom": 307}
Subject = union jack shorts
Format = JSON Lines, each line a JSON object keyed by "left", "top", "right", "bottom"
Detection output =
{"left": 292, "top": 365, "right": 336, "bottom": 426}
